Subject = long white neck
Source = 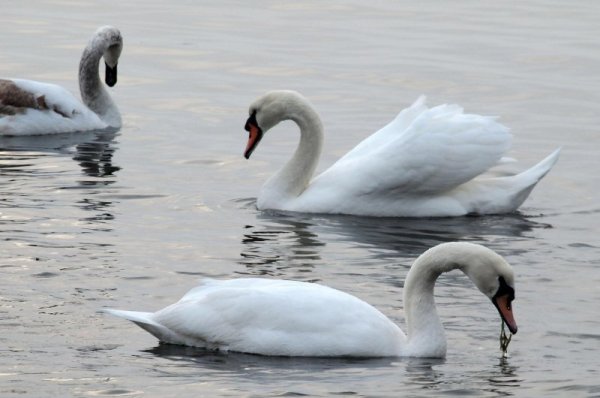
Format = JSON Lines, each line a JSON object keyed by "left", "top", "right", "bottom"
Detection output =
{"left": 78, "top": 38, "right": 120, "bottom": 127}
{"left": 258, "top": 101, "right": 324, "bottom": 207}
{"left": 402, "top": 243, "right": 477, "bottom": 357}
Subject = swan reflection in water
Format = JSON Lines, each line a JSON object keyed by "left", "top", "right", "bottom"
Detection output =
{"left": 0, "top": 129, "right": 120, "bottom": 225}
{"left": 145, "top": 343, "right": 396, "bottom": 374}
{"left": 237, "top": 200, "right": 552, "bottom": 276}
{"left": 145, "top": 345, "right": 521, "bottom": 395}
{"left": 73, "top": 132, "right": 120, "bottom": 178}
{"left": 238, "top": 215, "right": 325, "bottom": 277}
{"left": 403, "top": 357, "right": 522, "bottom": 395}
{"left": 0, "top": 129, "right": 120, "bottom": 178}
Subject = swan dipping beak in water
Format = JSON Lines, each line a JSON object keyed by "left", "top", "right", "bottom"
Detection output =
{"left": 103, "top": 242, "right": 517, "bottom": 358}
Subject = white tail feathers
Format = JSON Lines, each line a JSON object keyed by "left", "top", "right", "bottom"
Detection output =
{"left": 101, "top": 308, "right": 156, "bottom": 325}
{"left": 501, "top": 147, "right": 561, "bottom": 211}
{"left": 518, "top": 147, "right": 561, "bottom": 183}
{"left": 101, "top": 308, "right": 201, "bottom": 346}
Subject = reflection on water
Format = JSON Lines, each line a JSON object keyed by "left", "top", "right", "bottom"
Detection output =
{"left": 238, "top": 216, "right": 324, "bottom": 277}
{"left": 404, "top": 357, "right": 446, "bottom": 390}
{"left": 0, "top": 128, "right": 115, "bottom": 150}
{"left": 143, "top": 345, "right": 481, "bottom": 396}
{"left": 78, "top": 198, "right": 115, "bottom": 226}
{"left": 145, "top": 343, "right": 397, "bottom": 375}
{"left": 402, "top": 357, "right": 522, "bottom": 396}
{"left": 490, "top": 357, "right": 522, "bottom": 387}
{"left": 0, "top": 130, "right": 120, "bottom": 259}
{"left": 0, "top": 129, "right": 120, "bottom": 178}
{"left": 3, "top": 0, "right": 598, "bottom": 395}
{"left": 478, "top": 358, "right": 522, "bottom": 396}
{"left": 238, "top": 203, "right": 553, "bottom": 276}
{"left": 73, "top": 132, "right": 120, "bottom": 178}
{"left": 0, "top": 129, "right": 120, "bottom": 180}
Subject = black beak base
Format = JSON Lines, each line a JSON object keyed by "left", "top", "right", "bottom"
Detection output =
{"left": 244, "top": 112, "right": 258, "bottom": 132}
{"left": 244, "top": 111, "right": 263, "bottom": 159}
{"left": 492, "top": 276, "right": 518, "bottom": 334}
{"left": 105, "top": 62, "right": 118, "bottom": 87}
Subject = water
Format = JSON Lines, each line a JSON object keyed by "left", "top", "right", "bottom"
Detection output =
{"left": 1, "top": 1, "right": 599, "bottom": 396}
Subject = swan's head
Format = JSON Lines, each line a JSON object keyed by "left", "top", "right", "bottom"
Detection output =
{"left": 413, "top": 242, "right": 518, "bottom": 335}
{"left": 243, "top": 90, "right": 312, "bottom": 159}
{"left": 456, "top": 243, "right": 518, "bottom": 334}
{"left": 96, "top": 26, "right": 123, "bottom": 87}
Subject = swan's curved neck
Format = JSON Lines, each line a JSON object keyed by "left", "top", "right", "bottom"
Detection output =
{"left": 78, "top": 39, "right": 120, "bottom": 127}
{"left": 402, "top": 246, "right": 468, "bottom": 357}
{"left": 260, "top": 101, "right": 324, "bottom": 205}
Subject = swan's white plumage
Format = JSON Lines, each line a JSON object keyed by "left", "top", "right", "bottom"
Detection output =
{"left": 103, "top": 242, "right": 517, "bottom": 358}
{"left": 0, "top": 26, "right": 122, "bottom": 136}
{"left": 105, "top": 278, "right": 405, "bottom": 356}
{"left": 246, "top": 91, "right": 560, "bottom": 217}
{"left": 311, "top": 97, "right": 511, "bottom": 195}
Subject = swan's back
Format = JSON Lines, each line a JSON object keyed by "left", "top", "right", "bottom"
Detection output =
{"left": 106, "top": 278, "right": 405, "bottom": 357}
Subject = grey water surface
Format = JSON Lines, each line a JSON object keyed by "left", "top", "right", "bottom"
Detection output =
{"left": 1, "top": 1, "right": 599, "bottom": 397}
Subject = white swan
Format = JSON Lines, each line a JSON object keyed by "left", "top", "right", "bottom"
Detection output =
{"left": 102, "top": 242, "right": 518, "bottom": 357}
{"left": 243, "top": 90, "right": 560, "bottom": 217}
{"left": 0, "top": 26, "right": 123, "bottom": 136}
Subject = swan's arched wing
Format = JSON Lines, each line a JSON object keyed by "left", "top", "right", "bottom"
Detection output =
{"left": 338, "top": 96, "right": 429, "bottom": 161}
{"left": 310, "top": 98, "right": 511, "bottom": 198}
{"left": 153, "top": 278, "right": 403, "bottom": 356}
{"left": 0, "top": 79, "right": 105, "bottom": 135}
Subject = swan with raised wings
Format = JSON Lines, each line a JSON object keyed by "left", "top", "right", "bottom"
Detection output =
{"left": 243, "top": 90, "right": 560, "bottom": 217}
{"left": 103, "top": 242, "right": 517, "bottom": 357}
{"left": 0, "top": 26, "right": 123, "bottom": 136}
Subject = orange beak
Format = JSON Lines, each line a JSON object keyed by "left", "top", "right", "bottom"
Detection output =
{"left": 244, "top": 112, "right": 263, "bottom": 159}
{"left": 493, "top": 293, "right": 518, "bottom": 334}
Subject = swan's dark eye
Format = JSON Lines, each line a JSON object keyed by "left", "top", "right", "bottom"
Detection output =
{"left": 494, "top": 276, "right": 515, "bottom": 302}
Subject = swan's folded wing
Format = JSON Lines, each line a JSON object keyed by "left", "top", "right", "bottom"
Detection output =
{"left": 154, "top": 280, "right": 347, "bottom": 343}
{"left": 0, "top": 79, "right": 105, "bottom": 136}
{"left": 312, "top": 99, "right": 512, "bottom": 197}
{"left": 337, "top": 96, "right": 428, "bottom": 161}
{"left": 152, "top": 279, "right": 403, "bottom": 356}
{"left": 12, "top": 79, "right": 101, "bottom": 118}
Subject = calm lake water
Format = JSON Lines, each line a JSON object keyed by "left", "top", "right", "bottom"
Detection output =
{"left": 1, "top": 1, "right": 599, "bottom": 397}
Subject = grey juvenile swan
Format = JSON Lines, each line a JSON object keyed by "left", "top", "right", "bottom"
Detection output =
{"left": 0, "top": 26, "right": 123, "bottom": 135}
